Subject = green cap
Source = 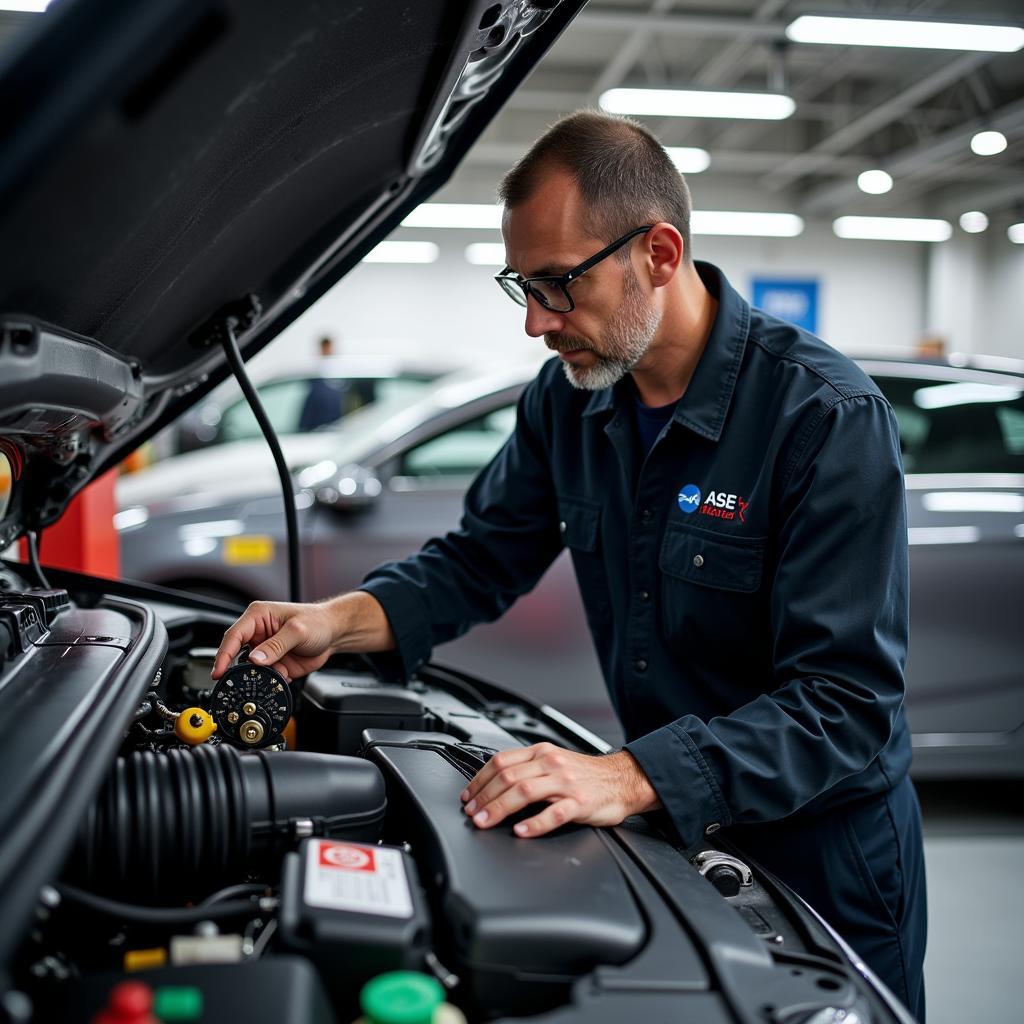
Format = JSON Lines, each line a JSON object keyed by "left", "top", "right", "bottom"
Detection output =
{"left": 154, "top": 986, "right": 204, "bottom": 1021}
{"left": 360, "top": 972, "right": 445, "bottom": 1024}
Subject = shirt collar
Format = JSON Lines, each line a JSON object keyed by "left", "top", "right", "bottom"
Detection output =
{"left": 582, "top": 261, "right": 749, "bottom": 443}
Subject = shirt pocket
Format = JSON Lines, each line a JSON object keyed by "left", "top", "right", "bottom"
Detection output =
{"left": 659, "top": 523, "right": 765, "bottom": 592}
{"left": 558, "top": 495, "right": 610, "bottom": 627}
{"left": 659, "top": 523, "right": 766, "bottom": 646}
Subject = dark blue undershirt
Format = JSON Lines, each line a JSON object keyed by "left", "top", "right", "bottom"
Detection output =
{"left": 633, "top": 388, "right": 678, "bottom": 459}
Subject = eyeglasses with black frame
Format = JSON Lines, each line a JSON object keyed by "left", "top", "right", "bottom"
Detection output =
{"left": 495, "top": 225, "right": 653, "bottom": 313}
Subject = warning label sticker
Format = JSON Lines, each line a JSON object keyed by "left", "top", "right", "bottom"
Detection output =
{"left": 304, "top": 840, "right": 413, "bottom": 918}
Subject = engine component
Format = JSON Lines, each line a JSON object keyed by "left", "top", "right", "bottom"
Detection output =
{"left": 691, "top": 850, "right": 753, "bottom": 898}
{"left": 209, "top": 647, "right": 292, "bottom": 749}
{"left": 300, "top": 673, "right": 430, "bottom": 755}
{"left": 70, "top": 745, "right": 386, "bottom": 901}
{"left": 278, "top": 839, "right": 431, "bottom": 1006}
{"left": 173, "top": 707, "right": 217, "bottom": 746}
{"left": 362, "top": 730, "right": 646, "bottom": 1018}
{"left": 38, "top": 958, "right": 336, "bottom": 1024}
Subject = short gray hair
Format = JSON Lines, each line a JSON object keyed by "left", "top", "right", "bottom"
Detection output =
{"left": 498, "top": 110, "right": 692, "bottom": 263}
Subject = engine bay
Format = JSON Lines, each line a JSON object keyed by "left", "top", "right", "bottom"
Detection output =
{"left": 0, "top": 565, "right": 894, "bottom": 1024}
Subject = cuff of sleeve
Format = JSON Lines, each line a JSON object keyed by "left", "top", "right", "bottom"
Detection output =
{"left": 357, "top": 577, "right": 434, "bottom": 681}
{"left": 625, "top": 721, "right": 732, "bottom": 847}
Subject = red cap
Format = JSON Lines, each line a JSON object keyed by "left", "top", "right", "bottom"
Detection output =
{"left": 91, "top": 981, "right": 159, "bottom": 1024}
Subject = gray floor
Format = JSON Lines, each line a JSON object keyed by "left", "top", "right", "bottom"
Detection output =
{"left": 917, "top": 781, "right": 1023, "bottom": 1024}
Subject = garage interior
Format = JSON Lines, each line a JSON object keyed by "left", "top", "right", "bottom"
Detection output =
{"left": 1, "top": 2, "right": 1021, "bottom": 1022}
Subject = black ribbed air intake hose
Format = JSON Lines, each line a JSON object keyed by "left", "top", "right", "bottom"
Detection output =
{"left": 70, "top": 745, "right": 386, "bottom": 902}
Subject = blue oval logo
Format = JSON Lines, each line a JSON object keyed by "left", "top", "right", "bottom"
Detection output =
{"left": 678, "top": 484, "right": 701, "bottom": 514}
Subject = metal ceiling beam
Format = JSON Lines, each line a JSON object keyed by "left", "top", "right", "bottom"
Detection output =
{"left": 800, "top": 95, "right": 1024, "bottom": 213}
{"left": 690, "top": 0, "right": 791, "bottom": 89}
{"left": 464, "top": 141, "right": 892, "bottom": 175}
{"left": 585, "top": 0, "right": 680, "bottom": 106}
{"left": 576, "top": 9, "right": 785, "bottom": 40}
{"left": 760, "top": 52, "right": 991, "bottom": 188}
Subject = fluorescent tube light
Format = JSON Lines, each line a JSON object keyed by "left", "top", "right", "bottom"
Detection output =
{"left": 692, "top": 211, "right": 804, "bottom": 237}
{"left": 362, "top": 241, "right": 439, "bottom": 264}
{"left": 465, "top": 243, "right": 507, "bottom": 266}
{"left": 402, "top": 204, "right": 503, "bottom": 229}
{"left": 665, "top": 147, "right": 711, "bottom": 173}
{"left": 971, "top": 130, "right": 1008, "bottom": 156}
{"left": 1009, "top": 223, "right": 1024, "bottom": 244}
{"left": 959, "top": 211, "right": 989, "bottom": 233}
{"left": 786, "top": 15, "right": 1024, "bottom": 52}
{"left": 857, "top": 169, "right": 893, "bottom": 194}
{"left": 600, "top": 88, "right": 795, "bottom": 120}
{"left": 0, "top": 1, "right": 51, "bottom": 11}
{"left": 833, "top": 216, "right": 951, "bottom": 242}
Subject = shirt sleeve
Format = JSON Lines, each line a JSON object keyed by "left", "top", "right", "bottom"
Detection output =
{"left": 358, "top": 374, "right": 564, "bottom": 679}
{"left": 626, "top": 393, "right": 909, "bottom": 846}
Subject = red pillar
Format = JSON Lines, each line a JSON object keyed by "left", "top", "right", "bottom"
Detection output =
{"left": 20, "top": 470, "right": 120, "bottom": 579}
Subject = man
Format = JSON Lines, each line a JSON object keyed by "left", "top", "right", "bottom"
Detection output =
{"left": 213, "top": 112, "right": 926, "bottom": 1019}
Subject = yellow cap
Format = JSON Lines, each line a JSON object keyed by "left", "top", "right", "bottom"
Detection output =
{"left": 174, "top": 707, "right": 217, "bottom": 745}
{"left": 124, "top": 947, "right": 167, "bottom": 972}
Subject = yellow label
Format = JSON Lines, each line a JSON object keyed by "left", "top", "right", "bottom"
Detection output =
{"left": 223, "top": 535, "right": 275, "bottom": 565}
{"left": 124, "top": 948, "right": 167, "bottom": 972}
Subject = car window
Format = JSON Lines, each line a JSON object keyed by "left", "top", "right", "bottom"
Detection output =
{"left": 872, "top": 375, "right": 1024, "bottom": 473}
{"left": 220, "top": 379, "right": 319, "bottom": 442}
{"left": 219, "top": 375, "right": 436, "bottom": 443}
{"left": 400, "top": 405, "right": 518, "bottom": 478}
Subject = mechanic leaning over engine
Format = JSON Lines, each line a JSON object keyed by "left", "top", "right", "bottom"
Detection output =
{"left": 213, "top": 111, "right": 927, "bottom": 1021}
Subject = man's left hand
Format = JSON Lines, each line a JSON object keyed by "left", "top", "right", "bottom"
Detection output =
{"left": 459, "top": 743, "right": 661, "bottom": 838}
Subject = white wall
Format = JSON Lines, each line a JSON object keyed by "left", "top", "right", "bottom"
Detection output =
{"left": 251, "top": 218, "right": 1020, "bottom": 378}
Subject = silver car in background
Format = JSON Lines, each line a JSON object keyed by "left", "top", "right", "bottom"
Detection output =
{"left": 117, "top": 355, "right": 1024, "bottom": 774}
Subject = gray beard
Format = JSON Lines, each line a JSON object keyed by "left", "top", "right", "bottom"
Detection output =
{"left": 553, "top": 271, "right": 661, "bottom": 391}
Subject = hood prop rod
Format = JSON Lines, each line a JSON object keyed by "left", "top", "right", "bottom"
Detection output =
{"left": 213, "top": 298, "right": 301, "bottom": 603}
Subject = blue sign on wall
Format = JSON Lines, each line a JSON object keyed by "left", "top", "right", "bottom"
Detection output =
{"left": 751, "top": 278, "right": 819, "bottom": 334}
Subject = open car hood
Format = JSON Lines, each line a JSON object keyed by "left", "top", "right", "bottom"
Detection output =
{"left": 0, "top": 0, "right": 585, "bottom": 546}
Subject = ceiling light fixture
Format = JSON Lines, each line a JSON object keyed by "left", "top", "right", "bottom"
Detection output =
{"left": 599, "top": 88, "right": 795, "bottom": 121}
{"left": 959, "top": 211, "right": 989, "bottom": 233}
{"left": 402, "top": 204, "right": 502, "bottom": 229}
{"left": 0, "top": 1, "right": 51, "bottom": 11}
{"left": 786, "top": 15, "right": 1024, "bottom": 52}
{"left": 857, "top": 169, "right": 893, "bottom": 195}
{"left": 691, "top": 211, "right": 804, "bottom": 237}
{"left": 665, "top": 147, "right": 711, "bottom": 173}
{"left": 465, "top": 243, "right": 507, "bottom": 266}
{"left": 833, "top": 217, "right": 952, "bottom": 242}
{"left": 970, "top": 130, "right": 1008, "bottom": 156}
{"left": 361, "top": 241, "right": 439, "bottom": 264}
{"left": 1008, "top": 223, "right": 1024, "bottom": 244}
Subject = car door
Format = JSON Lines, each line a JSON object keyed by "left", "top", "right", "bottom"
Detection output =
{"left": 305, "top": 395, "right": 618, "bottom": 742}
{"left": 868, "top": 366, "right": 1024, "bottom": 776}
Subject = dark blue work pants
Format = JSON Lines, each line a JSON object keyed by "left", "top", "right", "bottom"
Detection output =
{"left": 726, "top": 775, "right": 927, "bottom": 1021}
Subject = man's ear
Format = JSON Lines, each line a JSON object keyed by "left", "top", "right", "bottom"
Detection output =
{"left": 645, "top": 223, "right": 684, "bottom": 287}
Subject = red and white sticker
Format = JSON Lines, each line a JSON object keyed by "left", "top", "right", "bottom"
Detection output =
{"left": 304, "top": 840, "right": 413, "bottom": 918}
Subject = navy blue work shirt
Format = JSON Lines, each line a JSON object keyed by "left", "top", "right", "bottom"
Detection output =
{"left": 360, "top": 261, "right": 912, "bottom": 847}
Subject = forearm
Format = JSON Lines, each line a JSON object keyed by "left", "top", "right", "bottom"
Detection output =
{"left": 322, "top": 591, "right": 397, "bottom": 654}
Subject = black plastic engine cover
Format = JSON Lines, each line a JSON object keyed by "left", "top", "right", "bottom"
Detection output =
{"left": 362, "top": 730, "right": 646, "bottom": 1017}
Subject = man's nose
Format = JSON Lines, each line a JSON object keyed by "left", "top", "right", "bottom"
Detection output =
{"left": 524, "top": 294, "right": 565, "bottom": 338}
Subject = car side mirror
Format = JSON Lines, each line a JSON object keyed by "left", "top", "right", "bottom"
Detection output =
{"left": 313, "top": 463, "right": 383, "bottom": 513}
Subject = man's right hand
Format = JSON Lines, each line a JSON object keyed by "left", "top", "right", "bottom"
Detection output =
{"left": 211, "top": 592, "right": 395, "bottom": 683}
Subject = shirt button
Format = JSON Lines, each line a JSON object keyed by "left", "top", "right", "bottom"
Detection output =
{"left": 559, "top": 521, "right": 567, "bottom": 534}
{"left": 635, "top": 659, "right": 648, "bottom": 672}
{"left": 693, "top": 554, "right": 704, "bottom": 568}
{"left": 641, "top": 509, "right": 652, "bottom": 523}
{"left": 640, "top": 590, "right": 650, "bottom": 601}
{"left": 705, "top": 822, "right": 721, "bottom": 835}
